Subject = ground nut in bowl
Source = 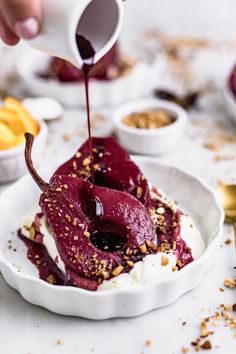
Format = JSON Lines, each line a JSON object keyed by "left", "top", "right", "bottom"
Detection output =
{"left": 113, "top": 98, "right": 188, "bottom": 155}
{"left": 0, "top": 120, "right": 48, "bottom": 183}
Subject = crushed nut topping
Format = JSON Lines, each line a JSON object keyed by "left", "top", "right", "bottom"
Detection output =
{"left": 122, "top": 110, "right": 174, "bottom": 129}
{"left": 112, "top": 265, "right": 124, "bottom": 277}
{"left": 83, "top": 231, "right": 91, "bottom": 238}
{"left": 139, "top": 244, "right": 147, "bottom": 254}
{"left": 224, "top": 278, "right": 236, "bottom": 288}
{"left": 82, "top": 157, "right": 91, "bottom": 167}
{"left": 136, "top": 186, "right": 143, "bottom": 198}
{"left": 46, "top": 274, "right": 55, "bottom": 284}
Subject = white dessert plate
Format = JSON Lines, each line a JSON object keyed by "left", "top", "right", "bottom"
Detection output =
{"left": 0, "top": 157, "right": 223, "bottom": 319}
{"left": 16, "top": 39, "right": 163, "bottom": 108}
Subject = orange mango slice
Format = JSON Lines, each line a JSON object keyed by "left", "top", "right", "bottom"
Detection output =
{"left": 0, "top": 107, "right": 25, "bottom": 135}
{"left": 0, "top": 122, "right": 17, "bottom": 150}
{"left": 4, "top": 97, "right": 39, "bottom": 136}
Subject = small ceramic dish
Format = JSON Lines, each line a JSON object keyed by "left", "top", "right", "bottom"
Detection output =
{"left": 22, "top": 97, "right": 63, "bottom": 121}
{"left": 223, "top": 84, "right": 236, "bottom": 125}
{"left": 0, "top": 158, "right": 223, "bottom": 319}
{"left": 113, "top": 98, "right": 188, "bottom": 155}
{"left": 16, "top": 39, "right": 162, "bottom": 108}
{"left": 0, "top": 120, "right": 48, "bottom": 183}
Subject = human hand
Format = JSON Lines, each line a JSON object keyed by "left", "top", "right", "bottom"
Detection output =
{"left": 0, "top": 0, "right": 42, "bottom": 45}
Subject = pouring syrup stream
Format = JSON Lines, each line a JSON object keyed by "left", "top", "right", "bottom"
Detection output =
{"left": 76, "top": 34, "right": 104, "bottom": 217}
{"left": 76, "top": 34, "right": 96, "bottom": 185}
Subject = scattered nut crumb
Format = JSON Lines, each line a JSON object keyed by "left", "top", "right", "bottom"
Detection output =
{"left": 225, "top": 239, "right": 232, "bottom": 245}
{"left": 62, "top": 133, "right": 71, "bottom": 142}
{"left": 224, "top": 278, "right": 236, "bottom": 289}
{"left": 161, "top": 255, "right": 169, "bottom": 266}
{"left": 56, "top": 339, "right": 63, "bottom": 345}
{"left": 145, "top": 339, "right": 152, "bottom": 347}
{"left": 201, "top": 340, "right": 212, "bottom": 350}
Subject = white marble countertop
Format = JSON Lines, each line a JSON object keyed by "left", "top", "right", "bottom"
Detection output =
{"left": 0, "top": 29, "right": 236, "bottom": 353}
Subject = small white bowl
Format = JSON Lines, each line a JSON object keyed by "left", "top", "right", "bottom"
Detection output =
{"left": 0, "top": 158, "right": 223, "bottom": 319}
{"left": 0, "top": 120, "right": 48, "bottom": 183}
{"left": 223, "top": 83, "right": 236, "bottom": 125}
{"left": 16, "top": 40, "right": 163, "bottom": 108}
{"left": 113, "top": 98, "right": 188, "bottom": 156}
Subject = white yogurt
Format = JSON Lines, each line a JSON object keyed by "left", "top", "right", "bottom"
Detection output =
{"left": 99, "top": 214, "right": 205, "bottom": 291}
{"left": 22, "top": 208, "right": 205, "bottom": 291}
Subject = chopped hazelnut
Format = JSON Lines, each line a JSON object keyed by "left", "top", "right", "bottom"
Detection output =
{"left": 46, "top": 275, "right": 55, "bottom": 285}
{"left": 112, "top": 265, "right": 124, "bottom": 277}
{"left": 82, "top": 157, "right": 91, "bottom": 166}
{"left": 224, "top": 278, "right": 236, "bottom": 288}
{"left": 145, "top": 340, "right": 152, "bottom": 347}
{"left": 83, "top": 231, "right": 91, "bottom": 238}
{"left": 161, "top": 255, "right": 169, "bottom": 266}
{"left": 225, "top": 239, "right": 231, "bottom": 245}
{"left": 201, "top": 340, "right": 212, "bottom": 350}
{"left": 139, "top": 244, "right": 147, "bottom": 254}
{"left": 75, "top": 152, "right": 82, "bottom": 158}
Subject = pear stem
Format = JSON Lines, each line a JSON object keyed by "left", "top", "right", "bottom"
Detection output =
{"left": 25, "top": 133, "right": 48, "bottom": 192}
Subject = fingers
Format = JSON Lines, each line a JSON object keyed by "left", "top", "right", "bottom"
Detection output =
{"left": 0, "top": 0, "right": 42, "bottom": 41}
{"left": 0, "top": 11, "right": 19, "bottom": 45}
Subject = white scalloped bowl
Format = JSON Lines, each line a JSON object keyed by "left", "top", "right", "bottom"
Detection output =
{"left": 16, "top": 41, "right": 162, "bottom": 108}
{"left": 0, "top": 158, "right": 223, "bottom": 319}
{"left": 0, "top": 120, "right": 48, "bottom": 183}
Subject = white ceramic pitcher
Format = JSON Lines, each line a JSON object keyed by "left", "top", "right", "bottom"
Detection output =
{"left": 29, "top": 0, "right": 124, "bottom": 68}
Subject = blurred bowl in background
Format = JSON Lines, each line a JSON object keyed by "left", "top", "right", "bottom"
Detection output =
{"left": 0, "top": 120, "right": 48, "bottom": 183}
{"left": 113, "top": 98, "right": 188, "bottom": 156}
{"left": 223, "top": 83, "right": 236, "bottom": 126}
{"left": 16, "top": 38, "right": 163, "bottom": 108}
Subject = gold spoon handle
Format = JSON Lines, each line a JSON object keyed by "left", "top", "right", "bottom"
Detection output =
{"left": 234, "top": 223, "right": 236, "bottom": 249}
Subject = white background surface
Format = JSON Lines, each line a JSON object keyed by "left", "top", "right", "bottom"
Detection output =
{"left": 0, "top": 1, "right": 236, "bottom": 353}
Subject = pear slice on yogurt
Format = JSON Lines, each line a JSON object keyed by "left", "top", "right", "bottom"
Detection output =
{"left": 22, "top": 97, "right": 63, "bottom": 121}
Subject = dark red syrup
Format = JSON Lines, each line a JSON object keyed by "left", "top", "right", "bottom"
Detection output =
{"left": 76, "top": 34, "right": 96, "bottom": 185}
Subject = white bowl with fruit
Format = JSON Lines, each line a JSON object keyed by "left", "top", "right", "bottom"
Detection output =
{"left": 0, "top": 97, "right": 48, "bottom": 183}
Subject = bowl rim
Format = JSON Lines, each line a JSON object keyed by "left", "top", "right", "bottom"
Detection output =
{"left": 0, "top": 120, "right": 48, "bottom": 159}
{"left": 112, "top": 98, "right": 188, "bottom": 136}
{"left": 0, "top": 157, "right": 224, "bottom": 298}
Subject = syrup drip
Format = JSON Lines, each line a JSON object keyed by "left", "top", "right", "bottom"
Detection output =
{"left": 76, "top": 34, "right": 96, "bottom": 185}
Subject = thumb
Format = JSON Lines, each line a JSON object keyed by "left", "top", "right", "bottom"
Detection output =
{"left": 0, "top": 0, "right": 42, "bottom": 40}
